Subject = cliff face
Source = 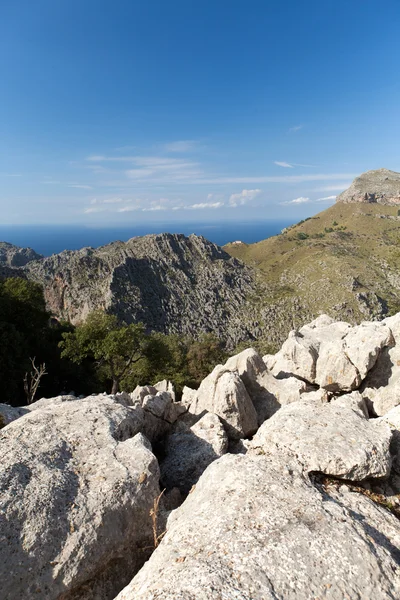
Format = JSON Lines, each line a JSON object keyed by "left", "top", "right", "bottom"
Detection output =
{"left": 0, "top": 242, "right": 42, "bottom": 267}
{"left": 6, "top": 233, "right": 257, "bottom": 347}
{"left": 337, "top": 168, "right": 400, "bottom": 205}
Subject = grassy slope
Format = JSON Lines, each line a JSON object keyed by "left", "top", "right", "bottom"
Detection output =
{"left": 225, "top": 203, "right": 400, "bottom": 349}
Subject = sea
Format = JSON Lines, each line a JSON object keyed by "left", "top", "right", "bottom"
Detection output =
{"left": 0, "top": 220, "right": 294, "bottom": 257}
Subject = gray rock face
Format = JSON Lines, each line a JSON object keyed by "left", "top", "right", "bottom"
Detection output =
{"left": 362, "top": 312, "right": 400, "bottom": 416}
{"left": 0, "top": 241, "right": 43, "bottom": 267}
{"left": 21, "top": 233, "right": 256, "bottom": 348}
{"left": 160, "top": 412, "right": 228, "bottom": 494}
{"left": 190, "top": 365, "right": 258, "bottom": 439}
{"left": 0, "top": 396, "right": 160, "bottom": 600}
{"left": 250, "top": 393, "right": 392, "bottom": 481}
{"left": 0, "top": 403, "right": 28, "bottom": 427}
{"left": 115, "top": 454, "right": 400, "bottom": 600}
{"left": 337, "top": 168, "right": 400, "bottom": 205}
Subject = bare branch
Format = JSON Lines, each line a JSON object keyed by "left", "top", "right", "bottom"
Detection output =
{"left": 23, "top": 357, "right": 48, "bottom": 404}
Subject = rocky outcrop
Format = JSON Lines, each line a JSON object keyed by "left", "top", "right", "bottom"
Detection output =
{"left": 115, "top": 453, "right": 400, "bottom": 600}
{"left": 160, "top": 412, "right": 228, "bottom": 494}
{"left": 225, "top": 347, "right": 307, "bottom": 422}
{"left": 0, "top": 241, "right": 42, "bottom": 267}
{"left": 0, "top": 396, "right": 161, "bottom": 600}
{"left": 337, "top": 168, "right": 400, "bottom": 205}
{"left": 266, "top": 315, "right": 392, "bottom": 392}
{"left": 250, "top": 392, "right": 392, "bottom": 481}
{"left": 19, "top": 233, "right": 257, "bottom": 347}
{"left": 5, "top": 313, "right": 400, "bottom": 599}
{"left": 189, "top": 365, "right": 258, "bottom": 439}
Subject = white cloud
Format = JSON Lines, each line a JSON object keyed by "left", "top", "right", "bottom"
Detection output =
{"left": 103, "top": 197, "right": 124, "bottom": 204}
{"left": 316, "top": 195, "right": 337, "bottom": 202}
{"left": 84, "top": 206, "right": 106, "bottom": 214}
{"left": 314, "top": 183, "right": 351, "bottom": 192}
{"left": 198, "top": 174, "right": 356, "bottom": 185}
{"left": 142, "top": 205, "right": 167, "bottom": 212}
{"left": 190, "top": 202, "right": 224, "bottom": 210}
{"left": 164, "top": 140, "right": 197, "bottom": 153}
{"left": 228, "top": 189, "right": 262, "bottom": 207}
{"left": 117, "top": 205, "right": 141, "bottom": 212}
{"left": 289, "top": 124, "right": 304, "bottom": 133}
{"left": 274, "top": 161, "right": 294, "bottom": 168}
{"left": 125, "top": 168, "right": 153, "bottom": 179}
{"left": 281, "top": 197, "right": 310, "bottom": 205}
{"left": 68, "top": 184, "right": 93, "bottom": 190}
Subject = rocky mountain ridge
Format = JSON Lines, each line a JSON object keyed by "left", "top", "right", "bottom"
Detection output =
{"left": 2, "top": 312, "right": 400, "bottom": 599}
{"left": 0, "top": 233, "right": 258, "bottom": 348}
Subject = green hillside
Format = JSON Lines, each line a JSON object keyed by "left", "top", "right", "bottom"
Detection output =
{"left": 225, "top": 202, "right": 400, "bottom": 350}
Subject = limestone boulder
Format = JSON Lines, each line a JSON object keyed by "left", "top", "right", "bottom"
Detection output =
{"left": 190, "top": 365, "right": 258, "bottom": 439}
{"left": 225, "top": 348, "right": 306, "bottom": 422}
{"left": 267, "top": 315, "right": 392, "bottom": 392}
{"left": 250, "top": 393, "right": 392, "bottom": 481}
{"left": 361, "top": 313, "right": 400, "bottom": 415}
{"left": 160, "top": 412, "right": 228, "bottom": 494}
{"left": 0, "top": 396, "right": 160, "bottom": 600}
{"left": 153, "top": 379, "right": 176, "bottom": 401}
{"left": 115, "top": 453, "right": 400, "bottom": 600}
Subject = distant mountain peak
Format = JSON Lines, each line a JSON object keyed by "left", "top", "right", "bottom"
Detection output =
{"left": 337, "top": 168, "right": 400, "bottom": 205}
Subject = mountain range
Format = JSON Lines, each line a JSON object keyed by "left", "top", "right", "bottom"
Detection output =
{"left": 2, "top": 168, "right": 400, "bottom": 350}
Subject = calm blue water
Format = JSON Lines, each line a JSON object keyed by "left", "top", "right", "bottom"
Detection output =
{"left": 0, "top": 220, "right": 294, "bottom": 257}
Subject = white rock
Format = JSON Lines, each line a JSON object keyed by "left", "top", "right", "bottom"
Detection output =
{"left": 0, "top": 396, "right": 160, "bottom": 600}
{"left": 225, "top": 348, "right": 307, "bottom": 422}
{"left": 154, "top": 379, "right": 176, "bottom": 401}
{"left": 268, "top": 315, "right": 392, "bottom": 392}
{"left": 190, "top": 365, "right": 258, "bottom": 439}
{"left": 160, "top": 412, "right": 228, "bottom": 494}
{"left": 115, "top": 454, "right": 400, "bottom": 600}
{"left": 250, "top": 393, "right": 392, "bottom": 481}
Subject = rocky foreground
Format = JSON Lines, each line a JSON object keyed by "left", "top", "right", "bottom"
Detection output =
{"left": 2, "top": 314, "right": 400, "bottom": 599}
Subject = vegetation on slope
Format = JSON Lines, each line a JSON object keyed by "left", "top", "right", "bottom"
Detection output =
{"left": 0, "top": 279, "right": 228, "bottom": 406}
{"left": 225, "top": 202, "right": 400, "bottom": 348}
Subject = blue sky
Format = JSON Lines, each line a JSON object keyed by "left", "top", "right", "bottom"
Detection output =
{"left": 1, "top": 0, "right": 400, "bottom": 225}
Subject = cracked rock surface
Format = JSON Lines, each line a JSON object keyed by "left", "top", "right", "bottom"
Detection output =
{"left": 115, "top": 453, "right": 400, "bottom": 600}
{"left": 0, "top": 396, "right": 160, "bottom": 600}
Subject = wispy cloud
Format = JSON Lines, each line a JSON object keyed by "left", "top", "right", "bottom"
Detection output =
{"left": 164, "top": 140, "right": 198, "bottom": 153}
{"left": 198, "top": 173, "right": 356, "bottom": 185}
{"left": 142, "top": 205, "right": 167, "bottom": 212}
{"left": 189, "top": 202, "right": 224, "bottom": 210}
{"left": 117, "top": 205, "right": 141, "bottom": 212}
{"left": 229, "top": 189, "right": 261, "bottom": 207}
{"left": 0, "top": 173, "right": 22, "bottom": 177}
{"left": 274, "top": 161, "right": 294, "bottom": 168}
{"left": 316, "top": 195, "right": 337, "bottom": 202}
{"left": 84, "top": 206, "right": 106, "bottom": 214}
{"left": 68, "top": 184, "right": 93, "bottom": 190}
{"left": 281, "top": 197, "right": 310, "bottom": 205}
{"left": 314, "top": 184, "right": 351, "bottom": 192}
{"left": 288, "top": 124, "right": 304, "bottom": 133}
{"left": 274, "top": 161, "right": 317, "bottom": 169}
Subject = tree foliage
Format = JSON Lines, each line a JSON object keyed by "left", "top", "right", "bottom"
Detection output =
{"left": 60, "top": 311, "right": 148, "bottom": 393}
